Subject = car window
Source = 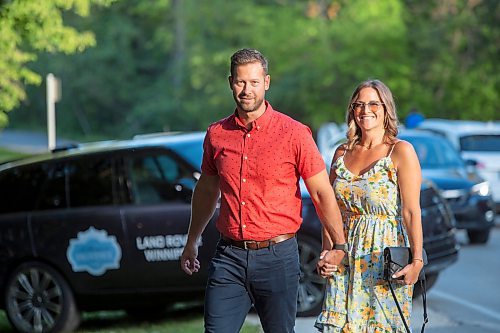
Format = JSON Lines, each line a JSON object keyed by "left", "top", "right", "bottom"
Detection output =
{"left": 459, "top": 135, "right": 500, "bottom": 152}
{"left": 127, "top": 153, "right": 194, "bottom": 204}
{"left": 67, "top": 157, "right": 114, "bottom": 207}
{"left": 403, "top": 136, "right": 464, "bottom": 169}
{"left": 168, "top": 141, "right": 204, "bottom": 169}
{"left": 0, "top": 163, "right": 47, "bottom": 214}
{"left": 36, "top": 162, "right": 68, "bottom": 210}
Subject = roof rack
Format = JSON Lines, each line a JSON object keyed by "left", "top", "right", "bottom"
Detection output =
{"left": 51, "top": 143, "right": 79, "bottom": 153}
{"left": 132, "top": 131, "right": 183, "bottom": 140}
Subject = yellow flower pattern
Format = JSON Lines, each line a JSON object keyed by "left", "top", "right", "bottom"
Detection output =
{"left": 316, "top": 155, "right": 412, "bottom": 333}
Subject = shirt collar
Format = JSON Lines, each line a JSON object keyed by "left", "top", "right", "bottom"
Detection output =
{"left": 233, "top": 100, "right": 274, "bottom": 132}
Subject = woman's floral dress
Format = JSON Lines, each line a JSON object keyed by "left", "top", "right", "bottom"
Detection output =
{"left": 315, "top": 153, "right": 412, "bottom": 333}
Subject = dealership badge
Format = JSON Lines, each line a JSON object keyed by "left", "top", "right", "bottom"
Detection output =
{"left": 66, "top": 227, "right": 122, "bottom": 276}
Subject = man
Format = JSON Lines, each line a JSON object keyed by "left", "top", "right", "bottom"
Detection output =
{"left": 180, "top": 48, "right": 345, "bottom": 333}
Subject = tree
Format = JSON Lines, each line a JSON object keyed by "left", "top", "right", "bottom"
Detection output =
{"left": 403, "top": 0, "right": 499, "bottom": 120}
{"left": 0, "top": 0, "right": 115, "bottom": 129}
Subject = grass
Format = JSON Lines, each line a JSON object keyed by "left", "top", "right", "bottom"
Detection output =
{"left": 0, "top": 147, "right": 32, "bottom": 163}
{"left": 0, "top": 306, "right": 261, "bottom": 333}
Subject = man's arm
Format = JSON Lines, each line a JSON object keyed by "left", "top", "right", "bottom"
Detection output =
{"left": 180, "top": 173, "right": 220, "bottom": 275}
{"left": 303, "top": 169, "right": 346, "bottom": 266}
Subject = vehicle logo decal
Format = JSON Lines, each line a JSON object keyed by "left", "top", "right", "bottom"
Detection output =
{"left": 66, "top": 227, "right": 122, "bottom": 276}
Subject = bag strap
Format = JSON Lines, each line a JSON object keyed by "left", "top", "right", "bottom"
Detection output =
{"left": 388, "top": 279, "right": 428, "bottom": 333}
{"left": 420, "top": 279, "right": 428, "bottom": 333}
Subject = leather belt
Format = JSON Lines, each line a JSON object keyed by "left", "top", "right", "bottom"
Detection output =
{"left": 222, "top": 233, "right": 296, "bottom": 250}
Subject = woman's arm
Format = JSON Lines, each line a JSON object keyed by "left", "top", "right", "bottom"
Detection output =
{"left": 391, "top": 140, "right": 425, "bottom": 284}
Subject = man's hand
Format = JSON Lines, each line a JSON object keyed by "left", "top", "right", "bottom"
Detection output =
{"left": 180, "top": 242, "right": 201, "bottom": 275}
{"left": 316, "top": 249, "right": 345, "bottom": 278}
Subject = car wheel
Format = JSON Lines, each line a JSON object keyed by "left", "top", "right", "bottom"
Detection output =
{"left": 467, "top": 229, "right": 490, "bottom": 244}
{"left": 296, "top": 235, "right": 325, "bottom": 317}
{"left": 4, "top": 261, "right": 80, "bottom": 333}
{"left": 413, "top": 273, "right": 439, "bottom": 298}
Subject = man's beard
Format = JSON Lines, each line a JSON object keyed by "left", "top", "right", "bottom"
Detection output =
{"left": 235, "top": 95, "right": 264, "bottom": 113}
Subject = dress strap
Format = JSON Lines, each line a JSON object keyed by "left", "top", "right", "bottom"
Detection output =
{"left": 331, "top": 144, "right": 348, "bottom": 170}
{"left": 388, "top": 140, "right": 401, "bottom": 157}
{"left": 342, "top": 145, "right": 348, "bottom": 157}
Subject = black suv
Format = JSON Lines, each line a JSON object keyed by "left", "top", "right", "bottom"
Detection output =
{"left": 400, "top": 130, "right": 496, "bottom": 244}
{"left": 0, "top": 132, "right": 459, "bottom": 333}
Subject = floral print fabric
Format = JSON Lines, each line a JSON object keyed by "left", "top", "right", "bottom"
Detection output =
{"left": 315, "top": 155, "right": 412, "bottom": 333}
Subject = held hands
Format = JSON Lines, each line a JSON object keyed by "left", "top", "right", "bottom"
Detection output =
{"left": 317, "top": 249, "right": 345, "bottom": 278}
{"left": 180, "top": 241, "right": 200, "bottom": 275}
{"left": 391, "top": 260, "right": 424, "bottom": 285}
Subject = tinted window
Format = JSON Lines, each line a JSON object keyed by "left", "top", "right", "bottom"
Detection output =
{"left": 68, "top": 157, "right": 114, "bottom": 207}
{"left": 127, "top": 153, "right": 195, "bottom": 204}
{"left": 403, "top": 136, "right": 464, "bottom": 169}
{"left": 168, "top": 140, "right": 203, "bottom": 169}
{"left": 460, "top": 135, "right": 500, "bottom": 152}
{"left": 0, "top": 164, "right": 48, "bottom": 214}
{"left": 36, "top": 162, "right": 67, "bottom": 210}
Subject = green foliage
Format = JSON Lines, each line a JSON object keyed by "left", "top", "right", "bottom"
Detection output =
{"left": 5, "top": 0, "right": 499, "bottom": 140}
{"left": 403, "top": 0, "right": 499, "bottom": 120}
{"left": 0, "top": 0, "right": 115, "bottom": 129}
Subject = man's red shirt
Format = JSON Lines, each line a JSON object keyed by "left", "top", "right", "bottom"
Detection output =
{"left": 201, "top": 102, "right": 325, "bottom": 241}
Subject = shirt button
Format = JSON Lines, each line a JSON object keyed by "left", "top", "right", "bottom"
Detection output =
{"left": 247, "top": 133, "right": 251, "bottom": 138}
{"left": 241, "top": 201, "right": 246, "bottom": 205}
{"left": 242, "top": 178, "right": 246, "bottom": 183}
{"left": 242, "top": 225, "right": 247, "bottom": 228}
{"left": 243, "top": 156, "right": 248, "bottom": 160}
{"left": 257, "top": 126, "right": 260, "bottom": 130}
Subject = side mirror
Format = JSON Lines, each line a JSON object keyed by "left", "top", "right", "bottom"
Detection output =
{"left": 174, "top": 178, "right": 196, "bottom": 203}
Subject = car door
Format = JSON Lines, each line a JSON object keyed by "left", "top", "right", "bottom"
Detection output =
{"left": 119, "top": 148, "right": 218, "bottom": 290}
{"left": 30, "top": 155, "right": 129, "bottom": 292}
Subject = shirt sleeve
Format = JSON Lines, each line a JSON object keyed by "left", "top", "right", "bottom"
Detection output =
{"left": 294, "top": 124, "right": 326, "bottom": 180}
{"left": 201, "top": 127, "right": 218, "bottom": 176}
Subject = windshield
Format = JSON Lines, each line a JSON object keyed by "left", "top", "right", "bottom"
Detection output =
{"left": 167, "top": 140, "right": 204, "bottom": 170}
{"left": 460, "top": 135, "right": 500, "bottom": 152}
{"left": 402, "top": 135, "right": 464, "bottom": 169}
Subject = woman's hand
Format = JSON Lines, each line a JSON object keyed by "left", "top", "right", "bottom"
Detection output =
{"left": 316, "top": 249, "right": 345, "bottom": 278}
{"left": 392, "top": 260, "right": 424, "bottom": 285}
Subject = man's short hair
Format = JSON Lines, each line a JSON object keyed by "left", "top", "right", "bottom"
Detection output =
{"left": 230, "top": 49, "right": 268, "bottom": 77}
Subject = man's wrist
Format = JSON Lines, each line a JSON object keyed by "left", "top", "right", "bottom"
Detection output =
{"left": 332, "top": 243, "right": 349, "bottom": 253}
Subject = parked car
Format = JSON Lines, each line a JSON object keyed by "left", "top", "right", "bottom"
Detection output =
{"left": 400, "top": 130, "right": 496, "bottom": 244}
{"left": 318, "top": 126, "right": 495, "bottom": 244}
{"left": 0, "top": 132, "right": 458, "bottom": 332}
{"left": 417, "top": 119, "right": 500, "bottom": 212}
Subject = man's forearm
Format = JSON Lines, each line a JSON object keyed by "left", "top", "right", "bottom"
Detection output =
{"left": 186, "top": 175, "right": 220, "bottom": 245}
{"left": 314, "top": 199, "right": 345, "bottom": 245}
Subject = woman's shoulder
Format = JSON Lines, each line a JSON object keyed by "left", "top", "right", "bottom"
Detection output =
{"left": 330, "top": 144, "right": 348, "bottom": 169}
{"left": 390, "top": 140, "right": 418, "bottom": 168}
{"left": 334, "top": 144, "right": 348, "bottom": 160}
{"left": 391, "top": 140, "right": 415, "bottom": 155}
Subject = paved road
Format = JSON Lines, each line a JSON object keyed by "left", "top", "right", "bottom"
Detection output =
{"left": 247, "top": 224, "right": 500, "bottom": 332}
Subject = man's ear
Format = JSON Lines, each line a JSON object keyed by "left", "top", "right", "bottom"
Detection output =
{"left": 228, "top": 76, "right": 233, "bottom": 90}
{"left": 264, "top": 75, "right": 271, "bottom": 91}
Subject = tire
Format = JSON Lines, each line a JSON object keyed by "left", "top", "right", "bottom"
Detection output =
{"left": 467, "top": 229, "right": 490, "bottom": 244}
{"left": 4, "top": 261, "right": 81, "bottom": 333}
{"left": 296, "top": 235, "right": 326, "bottom": 317}
{"left": 413, "top": 273, "right": 439, "bottom": 298}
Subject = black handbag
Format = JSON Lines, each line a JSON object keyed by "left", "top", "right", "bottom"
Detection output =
{"left": 383, "top": 247, "right": 429, "bottom": 333}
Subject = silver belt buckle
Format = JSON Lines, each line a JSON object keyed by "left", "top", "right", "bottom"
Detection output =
{"left": 243, "top": 241, "right": 251, "bottom": 249}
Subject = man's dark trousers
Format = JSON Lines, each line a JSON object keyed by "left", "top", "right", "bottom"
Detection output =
{"left": 204, "top": 237, "right": 300, "bottom": 333}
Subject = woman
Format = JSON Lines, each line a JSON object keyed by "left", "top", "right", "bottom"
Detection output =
{"left": 315, "top": 79, "right": 424, "bottom": 332}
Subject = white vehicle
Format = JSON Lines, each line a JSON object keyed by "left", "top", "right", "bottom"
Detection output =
{"left": 417, "top": 119, "right": 500, "bottom": 210}
{"left": 316, "top": 122, "right": 347, "bottom": 167}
